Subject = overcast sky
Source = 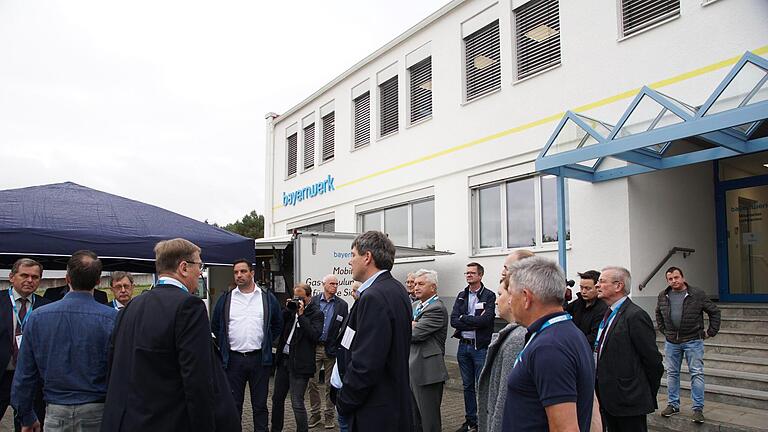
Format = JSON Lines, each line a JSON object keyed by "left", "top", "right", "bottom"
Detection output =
{"left": 0, "top": 0, "right": 447, "bottom": 225}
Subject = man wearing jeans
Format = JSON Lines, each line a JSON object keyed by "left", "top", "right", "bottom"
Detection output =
{"left": 12, "top": 251, "right": 117, "bottom": 432}
{"left": 450, "top": 262, "right": 496, "bottom": 432}
{"left": 656, "top": 267, "right": 720, "bottom": 424}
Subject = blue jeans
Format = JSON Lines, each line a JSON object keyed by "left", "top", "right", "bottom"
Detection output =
{"left": 337, "top": 408, "right": 349, "bottom": 432}
{"left": 457, "top": 343, "right": 487, "bottom": 425}
{"left": 665, "top": 339, "right": 705, "bottom": 411}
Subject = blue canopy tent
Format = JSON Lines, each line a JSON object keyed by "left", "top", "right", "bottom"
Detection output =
{"left": 0, "top": 182, "right": 254, "bottom": 272}
{"left": 535, "top": 51, "right": 768, "bottom": 276}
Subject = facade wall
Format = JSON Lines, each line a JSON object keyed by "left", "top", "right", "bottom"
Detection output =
{"left": 265, "top": 0, "right": 768, "bottom": 353}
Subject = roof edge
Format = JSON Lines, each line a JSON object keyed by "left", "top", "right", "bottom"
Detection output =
{"left": 272, "top": 0, "right": 466, "bottom": 125}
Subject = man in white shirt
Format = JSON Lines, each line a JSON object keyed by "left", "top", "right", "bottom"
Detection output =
{"left": 109, "top": 271, "right": 134, "bottom": 310}
{"left": 211, "top": 259, "right": 283, "bottom": 431}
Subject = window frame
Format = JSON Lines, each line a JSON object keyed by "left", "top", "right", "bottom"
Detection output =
{"left": 352, "top": 91, "right": 371, "bottom": 150}
{"left": 285, "top": 132, "right": 298, "bottom": 179}
{"left": 513, "top": 0, "right": 561, "bottom": 81}
{"left": 302, "top": 121, "right": 316, "bottom": 172}
{"left": 321, "top": 111, "right": 335, "bottom": 164}
{"left": 357, "top": 197, "right": 435, "bottom": 249}
{"left": 379, "top": 75, "right": 400, "bottom": 138}
{"left": 463, "top": 19, "right": 502, "bottom": 103}
{"left": 618, "top": 0, "right": 681, "bottom": 39}
{"left": 472, "top": 175, "right": 569, "bottom": 254}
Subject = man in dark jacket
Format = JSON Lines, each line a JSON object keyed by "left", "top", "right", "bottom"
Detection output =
{"left": 655, "top": 266, "right": 720, "bottom": 423}
{"left": 450, "top": 262, "right": 496, "bottom": 432}
{"left": 308, "top": 275, "right": 349, "bottom": 429}
{"left": 595, "top": 266, "right": 664, "bottom": 432}
{"left": 210, "top": 259, "right": 283, "bottom": 431}
{"left": 271, "top": 283, "right": 324, "bottom": 432}
{"left": 336, "top": 230, "right": 413, "bottom": 432}
{"left": 565, "top": 269, "right": 608, "bottom": 346}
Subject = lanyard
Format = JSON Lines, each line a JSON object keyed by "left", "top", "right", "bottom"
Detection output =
{"left": 593, "top": 297, "right": 627, "bottom": 351}
{"left": 112, "top": 300, "right": 121, "bottom": 310}
{"left": 514, "top": 313, "right": 572, "bottom": 368}
{"left": 413, "top": 295, "right": 439, "bottom": 319}
{"left": 158, "top": 277, "right": 189, "bottom": 293}
{"left": 9, "top": 290, "right": 34, "bottom": 331}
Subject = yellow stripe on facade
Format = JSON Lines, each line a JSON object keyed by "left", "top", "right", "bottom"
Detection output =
{"left": 274, "top": 46, "right": 768, "bottom": 209}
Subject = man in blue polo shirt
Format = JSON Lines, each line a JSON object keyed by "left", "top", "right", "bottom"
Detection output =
{"left": 501, "top": 256, "right": 594, "bottom": 432}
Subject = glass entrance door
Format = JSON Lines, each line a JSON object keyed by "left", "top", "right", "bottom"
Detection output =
{"left": 717, "top": 155, "right": 768, "bottom": 301}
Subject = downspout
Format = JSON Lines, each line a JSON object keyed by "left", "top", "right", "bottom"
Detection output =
{"left": 264, "top": 112, "right": 279, "bottom": 238}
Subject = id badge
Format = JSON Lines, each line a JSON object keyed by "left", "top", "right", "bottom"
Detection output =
{"left": 15, "top": 334, "right": 22, "bottom": 348}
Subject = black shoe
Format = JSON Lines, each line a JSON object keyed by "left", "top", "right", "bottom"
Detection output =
{"left": 455, "top": 421, "right": 478, "bottom": 432}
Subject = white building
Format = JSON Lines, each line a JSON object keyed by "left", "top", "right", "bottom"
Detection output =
{"left": 264, "top": 0, "right": 768, "bottom": 354}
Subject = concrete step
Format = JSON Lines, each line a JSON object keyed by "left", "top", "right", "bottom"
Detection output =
{"left": 660, "top": 378, "right": 768, "bottom": 410}
{"left": 716, "top": 316, "right": 768, "bottom": 331}
{"left": 669, "top": 366, "right": 768, "bottom": 392}
{"left": 656, "top": 339, "right": 768, "bottom": 358}
{"left": 703, "top": 352, "right": 768, "bottom": 375}
{"left": 649, "top": 395, "right": 768, "bottom": 432}
{"left": 717, "top": 303, "right": 768, "bottom": 318}
{"left": 715, "top": 329, "right": 768, "bottom": 345}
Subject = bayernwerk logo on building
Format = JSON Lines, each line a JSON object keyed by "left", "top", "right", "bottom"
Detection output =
{"left": 282, "top": 175, "right": 335, "bottom": 206}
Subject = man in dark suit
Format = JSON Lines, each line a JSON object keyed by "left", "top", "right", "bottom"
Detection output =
{"left": 43, "top": 283, "right": 109, "bottom": 305}
{"left": 335, "top": 230, "right": 412, "bottom": 432}
{"left": 595, "top": 266, "right": 664, "bottom": 432}
{"left": 100, "top": 238, "right": 239, "bottom": 432}
{"left": 409, "top": 269, "right": 448, "bottom": 432}
{"left": 0, "top": 258, "right": 49, "bottom": 431}
{"left": 307, "top": 274, "right": 349, "bottom": 429}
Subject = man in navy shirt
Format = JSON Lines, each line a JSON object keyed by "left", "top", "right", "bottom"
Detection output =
{"left": 12, "top": 250, "right": 117, "bottom": 432}
{"left": 501, "top": 256, "right": 594, "bottom": 432}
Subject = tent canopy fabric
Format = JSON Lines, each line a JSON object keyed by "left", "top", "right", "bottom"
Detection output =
{"left": 0, "top": 182, "right": 254, "bottom": 272}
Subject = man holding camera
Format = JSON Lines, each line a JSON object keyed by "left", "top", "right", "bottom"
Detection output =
{"left": 271, "top": 284, "right": 324, "bottom": 432}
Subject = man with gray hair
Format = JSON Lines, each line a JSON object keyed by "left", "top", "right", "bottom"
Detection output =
{"left": 500, "top": 256, "right": 595, "bottom": 432}
{"left": 308, "top": 274, "right": 348, "bottom": 429}
{"left": 409, "top": 269, "right": 448, "bottom": 432}
{"left": 595, "top": 266, "right": 663, "bottom": 432}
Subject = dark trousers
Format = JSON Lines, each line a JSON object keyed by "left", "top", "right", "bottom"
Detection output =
{"left": 0, "top": 370, "right": 45, "bottom": 432}
{"left": 271, "top": 361, "right": 310, "bottom": 432}
{"left": 226, "top": 351, "right": 269, "bottom": 432}
{"left": 601, "top": 409, "right": 648, "bottom": 432}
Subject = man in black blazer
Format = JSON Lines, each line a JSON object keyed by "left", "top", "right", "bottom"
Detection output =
{"left": 0, "top": 258, "right": 49, "bottom": 431}
{"left": 595, "top": 266, "right": 664, "bottom": 432}
{"left": 100, "top": 238, "right": 239, "bottom": 432}
{"left": 336, "top": 231, "right": 413, "bottom": 432}
{"left": 43, "top": 283, "right": 109, "bottom": 305}
{"left": 307, "top": 274, "right": 349, "bottom": 429}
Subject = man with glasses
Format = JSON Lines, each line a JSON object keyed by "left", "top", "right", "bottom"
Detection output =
{"left": 308, "top": 275, "right": 348, "bottom": 429}
{"left": 211, "top": 259, "right": 282, "bottom": 431}
{"left": 450, "top": 262, "right": 495, "bottom": 432}
{"left": 102, "top": 238, "right": 240, "bottom": 431}
{"left": 595, "top": 266, "right": 663, "bottom": 432}
{"left": 109, "top": 271, "right": 135, "bottom": 310}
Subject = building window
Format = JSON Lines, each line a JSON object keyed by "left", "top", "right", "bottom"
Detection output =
{"left": 286, "top": 133, "right": 297, "bottom": 177}
{"left": 409, "top": 57, "right": 432, "bottom": 124}
{"left": 465, "top": 20, "right": 501, "bottom": 102}
{"left": 289, "top": 220, "right": 335, "bottom": 233}
{"left": 353, "top": 92, "right": 371, "bottom": 148}
{"left": 514, "top": 0, "right": 560, "bottom": 80}
{"left": 379, "top": 76, "right": 399, "bottom": 137}
{"left": 359, "top": 198, "right": 435, "bottom": 249}
{"left": 620, "top": 0, "right": 680, "bottom": 37}
{"left": 322, "top": 112, "right": 335, "bottom": 162}
{"left": 474, "top": 175, "right": 569, "bottom": 251}
{"left": 303, "top": 123, "right": 315, "bottom": 170}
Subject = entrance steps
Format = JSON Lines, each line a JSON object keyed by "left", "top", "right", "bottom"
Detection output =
{"left": 652, "top": 303, "right": 768, "bottom": 430}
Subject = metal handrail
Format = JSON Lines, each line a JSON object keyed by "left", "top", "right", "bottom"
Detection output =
{"left": 638, "top": 247, "right": 695, "bottom": 291}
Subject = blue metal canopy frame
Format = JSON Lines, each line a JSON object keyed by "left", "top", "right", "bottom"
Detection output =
{"left": 534, "top": 51, "right": 768, "bottom": 272}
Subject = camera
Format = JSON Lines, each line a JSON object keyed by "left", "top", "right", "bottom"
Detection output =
{"left": 286, "top": 296, "right": 304, "bottom": 311}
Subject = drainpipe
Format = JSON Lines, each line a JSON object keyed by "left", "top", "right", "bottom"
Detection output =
{"left": 556, "top": 174, "right": 567, "bottom": 275}
{"left": 264, "top": 112, "right": 279, "bottom": 238}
